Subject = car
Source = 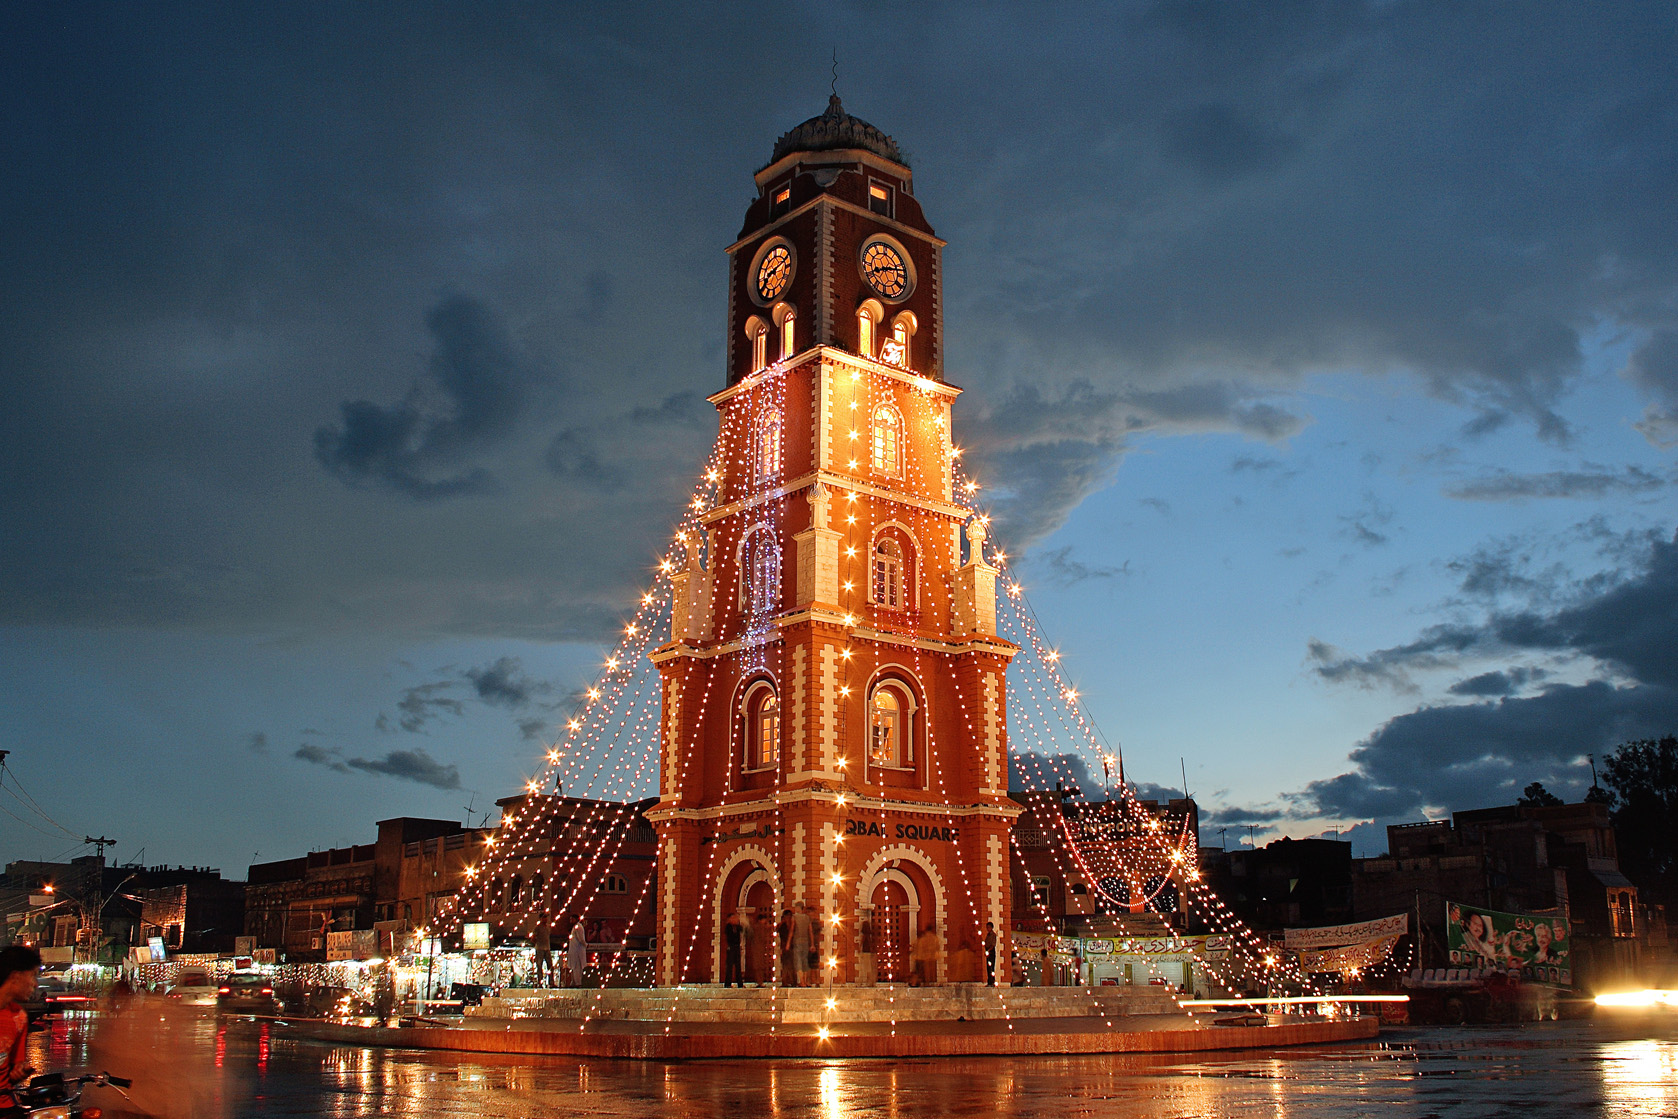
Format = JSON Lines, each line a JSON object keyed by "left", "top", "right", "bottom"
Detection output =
{"left": 165, "top": 969, "right": 219, "bottom": 1007}
{"left": 275, "top": 984, "right": 373, "bottom": 1019}
{"left": 217, "top": 974, "right": 278, "bottom": 1014}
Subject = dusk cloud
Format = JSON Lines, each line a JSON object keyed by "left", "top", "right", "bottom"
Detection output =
{"left": 1300, "top": 530, "right": 1678, "bottom": 819}
{"left": 314, "top": 295, "right": 546, "bottom": 500}
{"left": 294, "top": 742, "right": 460, "bottom": 789}
{"left": 464, "top": 656, "right": 549, "bottom": 710}
{"left": 345, "top": 748, "right": 461, "bottom": 790}
{"left": 1445, "top": 466, "right": 1668, "bottom": 502}
{"left": 394, "top": 682, "right": 466, "bottom": 733}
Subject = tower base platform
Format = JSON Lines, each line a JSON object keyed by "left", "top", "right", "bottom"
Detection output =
{"left": 470, "top": 983, "right": 1182, "bottom": 1023}
{"left": 269, "top": 986, "right": 1381, "bottom": 1060}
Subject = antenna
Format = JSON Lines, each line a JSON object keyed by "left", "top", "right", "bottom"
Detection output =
{"left": 1180, "top": 757, "right": 1190, "bottom": 800}
{"left": 831, "top": 48, "right": 839, "bottom": 98}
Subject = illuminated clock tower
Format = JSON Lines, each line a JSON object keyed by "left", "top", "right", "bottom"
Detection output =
{"left": 647, "top": 97, "right": 1019, "bottom": 986}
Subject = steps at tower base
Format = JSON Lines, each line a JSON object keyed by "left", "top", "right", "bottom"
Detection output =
{"left": 469, "top": 983, "right": 1182, "bottom": 1024}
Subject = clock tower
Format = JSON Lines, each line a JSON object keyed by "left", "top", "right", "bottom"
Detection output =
{"left": 647, "top": 97, "right": 1019, "bottom": 987}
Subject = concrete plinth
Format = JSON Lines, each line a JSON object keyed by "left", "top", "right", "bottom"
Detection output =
{"left": 272, "top": 1009, "right": 1379, "bottom": 1060}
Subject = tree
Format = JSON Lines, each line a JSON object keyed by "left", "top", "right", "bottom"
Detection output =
{"left": 1517, "top": 782, "right": 1563, "bottom": 807}
{"left": 1600, "top": 735, "right": 1678, "bottom": 906}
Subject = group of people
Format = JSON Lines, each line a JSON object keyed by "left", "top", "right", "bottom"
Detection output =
{"left": 719, "top": 908, "right": 1005, "bottom": 988}
{"left": 526, "top": 921, "right": 591, "bottom": 988}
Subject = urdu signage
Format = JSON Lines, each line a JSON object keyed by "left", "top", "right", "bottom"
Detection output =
{"left": 842, "top": 817, "right": 959, "bottom": 842}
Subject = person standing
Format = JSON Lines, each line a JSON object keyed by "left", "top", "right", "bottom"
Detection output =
{"left": 723, "top": 911, "right": 746, "bottom": 988}
{"left": 984, "top": 922, "right": 999, "bottom": 987}
{"left": 1039, "top": 946, "right": 1052, "bottom": 987}
{"left": 0, "top": 946, "right": 38, "bottom": 1111}
{"left": 532, "top": 925, "right": 553, "bottom": 988}
{"left": 567, "top": 921, "right": 588, "bottom": 988}
{"left": 777, "top": 909, "right": 794, "bottom": 987}
{"left": 911, "top": 925, "right": 941, "bottom": 987}
{"left": 858, "top": 913, "right": 877, "bottom": 986}
{"left": 791, "top": 903, "right": 816, "bottom": 987}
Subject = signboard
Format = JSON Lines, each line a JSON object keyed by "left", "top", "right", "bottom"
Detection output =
{"left": 462, "top": 922, "right": 491, "bottom": 950}
{"left": 1446, "top": 901, "right": 1571, "bottom": 986}
{"left": 253, "top": 949, "right": 277, "bottom": 965}
{"left": 1011, "top": 932, "right": 1229, "bottom": 960}
{"left": 842, "top": 818, "right": 959, "bottom": 842}
{"left": 147, "top": 936, "right": 167, "bottom": 961}
{"left": 1298, "top": 935, "right": 1401, "bottom": 974}
{"left": 234, "top": 936, "right": 255, "bottom": 956}
{"left": 326, "top": 929, "right": 379, "bottom": 961}
{"left": 1284, "top": 914, "right": 1408, "bottom": 950}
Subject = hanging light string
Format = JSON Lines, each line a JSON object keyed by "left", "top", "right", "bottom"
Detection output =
{"left": 951, "top": 457, "right": 1320, "bottom": 996}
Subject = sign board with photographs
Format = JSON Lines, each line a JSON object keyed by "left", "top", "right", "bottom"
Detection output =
{"left": 1446, "top": 901, "right": 1571, "bottom": 987}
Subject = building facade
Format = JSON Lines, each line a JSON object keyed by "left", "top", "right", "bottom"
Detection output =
{"left": 647, "top": 98, "right": 1021, "bottom": 985}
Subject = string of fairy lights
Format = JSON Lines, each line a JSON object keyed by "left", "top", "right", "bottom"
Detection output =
{"left": 426, "top": 339, "right": 1355, "bottom": 1018}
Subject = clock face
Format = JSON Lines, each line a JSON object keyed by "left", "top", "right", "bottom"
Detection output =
{"left": 756, "top": 245, "right": 792, "bottom": 302}
{"left": 861, "top": 241, "right": 910, "bottom": 299}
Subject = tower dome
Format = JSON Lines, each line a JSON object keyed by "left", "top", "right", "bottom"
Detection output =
{"left": 767, "top": 95, "right": 906, "bottom": 167}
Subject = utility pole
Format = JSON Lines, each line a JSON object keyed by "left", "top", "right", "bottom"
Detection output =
{"left": 81, "top": 837, "right": 116, "bottom": 967}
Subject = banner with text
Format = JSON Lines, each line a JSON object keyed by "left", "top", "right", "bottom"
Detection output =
{"left": 1298, "top": 935, "right": 1401, "bottom": 974}
{"left": 1283, "top": 914, "right": 1408, "bottom": 949}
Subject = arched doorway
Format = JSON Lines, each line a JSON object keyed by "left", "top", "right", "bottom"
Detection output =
{"left": 742, "top": 876, "right": 776, "bottom": 984}
{"left": 870, "top": 877, "right": 914, "bottom": 982}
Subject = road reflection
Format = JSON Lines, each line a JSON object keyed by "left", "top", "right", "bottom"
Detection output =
{"left": 25, "top": 1008, "right": 1678, "bottom": 1118}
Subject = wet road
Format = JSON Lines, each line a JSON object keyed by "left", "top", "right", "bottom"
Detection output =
{"left": 31, "top": 1007, "right": 1678, "bottom": 1118}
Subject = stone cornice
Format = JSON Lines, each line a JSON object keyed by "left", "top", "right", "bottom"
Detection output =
{"left": 645, "top": 787, "right": 1022, "bottom": 825}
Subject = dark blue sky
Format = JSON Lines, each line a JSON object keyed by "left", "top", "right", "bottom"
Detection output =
{"left": 3, "top": 2, "right": 1675, "bottom": 870}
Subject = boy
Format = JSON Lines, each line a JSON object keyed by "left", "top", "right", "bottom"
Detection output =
{"left": 0, "top": 946, "right": 41, "bottom": 1109}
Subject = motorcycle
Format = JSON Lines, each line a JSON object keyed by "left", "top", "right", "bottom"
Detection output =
{"left": 11, "top": 1069, "right": 134, "bottom": 1119}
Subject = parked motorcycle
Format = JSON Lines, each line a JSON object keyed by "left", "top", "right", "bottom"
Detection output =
{"left": 12, "top": 1069, "right": 133, "bottom": 1119}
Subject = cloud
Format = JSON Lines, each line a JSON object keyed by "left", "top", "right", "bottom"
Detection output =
{"left": 517, "top": 717, "right": 551, "bottom": 741}
{"left": 1307, "top": 627, "right": 1481, "bottom": 692}
{"left": 1338, "top": 492, "right": 1395, "bottom": 549}
{"left": 245, "top": 731, "right": 269, "bottom": 755}
{"left": 1445, "top": 466, "right": 1668, "bottom": 502}
{"left": 962, "top": 381, "right": 1304, "bottom": 547}
{"left": 345, "top": 747, "right": 461, "bottom": 790}
{"left": 295, "top": 743, "right": 350, "bottom": 773}
{"left": 314, "top": 295, "right": 549, "bottom": 499}
{"left": 394, "top": 682, "right": 465, "bottom": 733}
{"left": 1009, "top": 751, "right": 1100, "bottom": 794}
{"left": 293, "top": 741, "right": 460, "bottom": 789}
{"left": 1031, "top": 545, "right": 1130, "bottom": 587}
{"left": 1298, "top": 530, "right": 1678, "bottom": 819}
{"left": 1298, "top": 681, "right": 1678, "bottom": 820}
{"left": 464, "top": 656, "right": 549, "bottom": 710}
{"left": 1447, "top": 667, "right": 1545, "bottom": 698}
{"left": 1625, "top": 330, "right": 1678, "bottom": 448}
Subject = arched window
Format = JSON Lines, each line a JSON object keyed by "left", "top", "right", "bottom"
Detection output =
{"left": 755, "top": 410, "right": 781, "bottom": 479}
{"left": 739, "top": 527, "right": 777, "bottom": 614}
{"left": 871, "top": 537, "right": 904, "bottom": 609}
{"left": 743, "top": 681, "right": 780, "bottom": 770}
{"left": 886, "top": 311, "right": 917, "bottom": 369}
{"left": 510, "top": 874, "right": 524, "bottom": 905}
{"left": 869, "top": 681, "right": 915, "bottom": 769}
{"left": 871, "top": 406, "right": 902, "bottom": 477}
{"left": 780, "top": 308, "right": 796, "bottom": 359}
{"left": 858, "top": 306, "right": 877, "bottom": 358}
{"left": 750, "top": 320, "right": 769, "bottom": 372}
